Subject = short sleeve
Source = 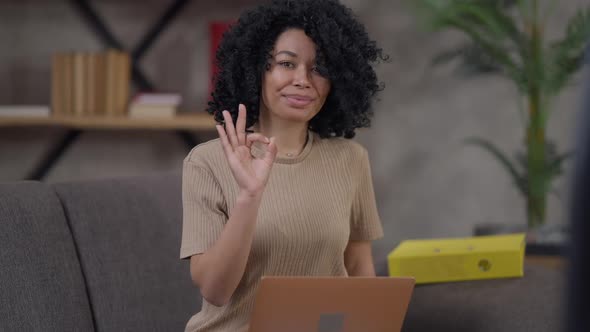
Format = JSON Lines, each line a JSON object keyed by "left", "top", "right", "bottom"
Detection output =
{"left": 349, "top": 148, "right": 384, "bottom": 241}
{"left": 180, "top": 159, "right": 227, "bottom": 259}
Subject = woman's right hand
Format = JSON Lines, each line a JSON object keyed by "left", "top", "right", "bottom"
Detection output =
{"left": 216, "top": 104, "right": 277, "bottom": 196}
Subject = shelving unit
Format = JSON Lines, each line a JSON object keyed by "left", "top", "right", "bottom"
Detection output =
{"left": 6, "top": 0, "right": 219, "bottom": 181}
{"left": 4, "top": 112, "right": 217, "bottom": 181}
{"left": 0, "top": 113, "right": 215, "bottom": 130}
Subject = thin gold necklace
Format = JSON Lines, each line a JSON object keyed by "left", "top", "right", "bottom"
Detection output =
{"left": 284, "top": 132, "right": 309, "bottom": 158}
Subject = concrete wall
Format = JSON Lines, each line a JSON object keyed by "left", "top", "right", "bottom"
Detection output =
{"left": 1, "top": 0, "right": 586, "bottom": 256}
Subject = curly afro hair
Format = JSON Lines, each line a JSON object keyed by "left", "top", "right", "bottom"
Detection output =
{"left": 207, "top": 0, "right": 387, "bottom": 139}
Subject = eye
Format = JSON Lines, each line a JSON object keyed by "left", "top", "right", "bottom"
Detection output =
{"left": 278, "top": 61, "right": 295, "bottom": 69}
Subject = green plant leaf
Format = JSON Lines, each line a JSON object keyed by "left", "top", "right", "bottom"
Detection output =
{"left": 545, "top": 8, "right": 590, "bottom": 95}
{"left": 412, "top": 0, "right": 528, "bottom": 91}
{"left": 432, "top": 42, "right": 504, "bottom": 75}
{"left": 514, "top": 142, "right": 572, "bottom": 180}
{"left": 431, "top": 43, "right": 471, "bottom": 67}
{"left": 515, "top": 150, "right": 527, "bottom": 171}
{"left": 547, "top": 151, "right": 574, "bottom": 177}
{"left": 464, "top": 137, "right": 527, "bottom": 196}
{"left": 468, "top": 0, "right": 526, "bottom": 56}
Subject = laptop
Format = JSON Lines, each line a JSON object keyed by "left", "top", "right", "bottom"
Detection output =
{"left": 248, "top": 276, "right": 415, "bottom": 332}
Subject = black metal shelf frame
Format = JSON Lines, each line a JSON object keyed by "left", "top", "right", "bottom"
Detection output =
{"left": 28, "top": 0, "right": 199, "bottom": 180}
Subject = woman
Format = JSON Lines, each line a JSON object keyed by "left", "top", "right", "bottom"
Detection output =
{"left": 180, "top": 0, "right": 387, "bottom": 330}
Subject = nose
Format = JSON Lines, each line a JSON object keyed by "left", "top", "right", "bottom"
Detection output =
{"left": 293, "top": 67, "right": 311, "bottom": 89}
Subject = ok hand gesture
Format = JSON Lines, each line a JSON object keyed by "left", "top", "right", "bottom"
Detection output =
{"left": 216, "top": 104, "right": 278, "bottom": 196}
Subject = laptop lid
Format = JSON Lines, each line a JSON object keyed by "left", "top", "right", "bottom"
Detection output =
{"left": 248, "top": 276, "right": 415, "bottom": 332}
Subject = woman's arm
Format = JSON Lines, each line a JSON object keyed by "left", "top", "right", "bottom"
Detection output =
{"left": 189, "top": 105, "right": 277, "bottom": 307}
{"left": 190, "top": 191, "right": 262, "bottom": 307}
{"left": 344, "top": 240, "right": 377, "bottom": 277}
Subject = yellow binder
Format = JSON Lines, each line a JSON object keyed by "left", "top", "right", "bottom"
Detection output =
{"left": 387, "top": 233, "right": 526, "bottom": 284}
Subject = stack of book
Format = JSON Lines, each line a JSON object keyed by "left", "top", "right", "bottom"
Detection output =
{"left": 128, "top": 93, "right": 182, "bottom": 118}
{"left": 51, "top": 49, "right": 131, "bottom": 117}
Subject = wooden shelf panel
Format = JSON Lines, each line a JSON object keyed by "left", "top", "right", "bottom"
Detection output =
{"left": 0, "top": 113, "right": 217, "bottom": 130}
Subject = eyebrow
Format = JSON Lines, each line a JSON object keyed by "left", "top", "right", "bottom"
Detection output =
{"left": 275, "top": 50, "right": 298, "bottom": 57}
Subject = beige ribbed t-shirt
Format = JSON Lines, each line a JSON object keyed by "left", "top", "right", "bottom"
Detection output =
{"left": 180, "top": 131, "right": 384, "bottom": 332}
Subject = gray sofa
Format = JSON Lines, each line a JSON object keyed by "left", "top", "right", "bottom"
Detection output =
{"left": 0, "top": 174, "right": 564, "bottom": 331}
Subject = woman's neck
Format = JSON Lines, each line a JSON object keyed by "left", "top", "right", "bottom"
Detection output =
{"left": 255, "top": 112, "right": 309, "bottom": 158}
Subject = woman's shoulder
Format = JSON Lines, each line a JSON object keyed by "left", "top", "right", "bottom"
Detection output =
{"left": 315, "top": 135, "right": 368, "bottom": 160}
{"left": 184, "top": 138, "right": 225, "bottom": 168}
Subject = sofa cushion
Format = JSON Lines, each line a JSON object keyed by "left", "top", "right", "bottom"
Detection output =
{"left": 402, "top": 264, "right": 564, "bottom": 332}
{"left": 0, "top": 181, "right": 95, "bottom": 332}
{"left": 53, "top": 174, "right": 200, "bottom": 332}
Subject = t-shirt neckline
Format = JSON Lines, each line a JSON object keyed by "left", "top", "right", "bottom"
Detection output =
{"left": 274, "top": 131, "right": 314, "bottom": 164}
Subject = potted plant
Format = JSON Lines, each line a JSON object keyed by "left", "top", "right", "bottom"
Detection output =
{"left": 411, "top": 0, "right": 590, "bottom": 247}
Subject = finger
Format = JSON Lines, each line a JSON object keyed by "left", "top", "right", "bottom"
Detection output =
{"left": 263, "top": 137, "right": 278, "bottom": 165}
{"left": 216, "top": 124, "right": 233, "bottom": 155}
{"left": 222, "top": 110, "right": 239, "bottom": 147}
{"left": 236, "top": 104, "right": 247, "bottom": 146}
{"left": 246, "top": 133, "right": 270, "bottom": 148}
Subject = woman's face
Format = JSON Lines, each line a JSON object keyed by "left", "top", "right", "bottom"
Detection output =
{"left": 260, "top": 28, "right": 331, "bottom": 124}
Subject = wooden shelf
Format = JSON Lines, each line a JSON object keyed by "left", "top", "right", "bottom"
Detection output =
{"left": 0, "top": 113, "right": 216, "bottom": 130}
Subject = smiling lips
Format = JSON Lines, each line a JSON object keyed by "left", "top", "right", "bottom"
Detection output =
{"left": 283, "top": 94, "right": 314, "bottom": 107}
